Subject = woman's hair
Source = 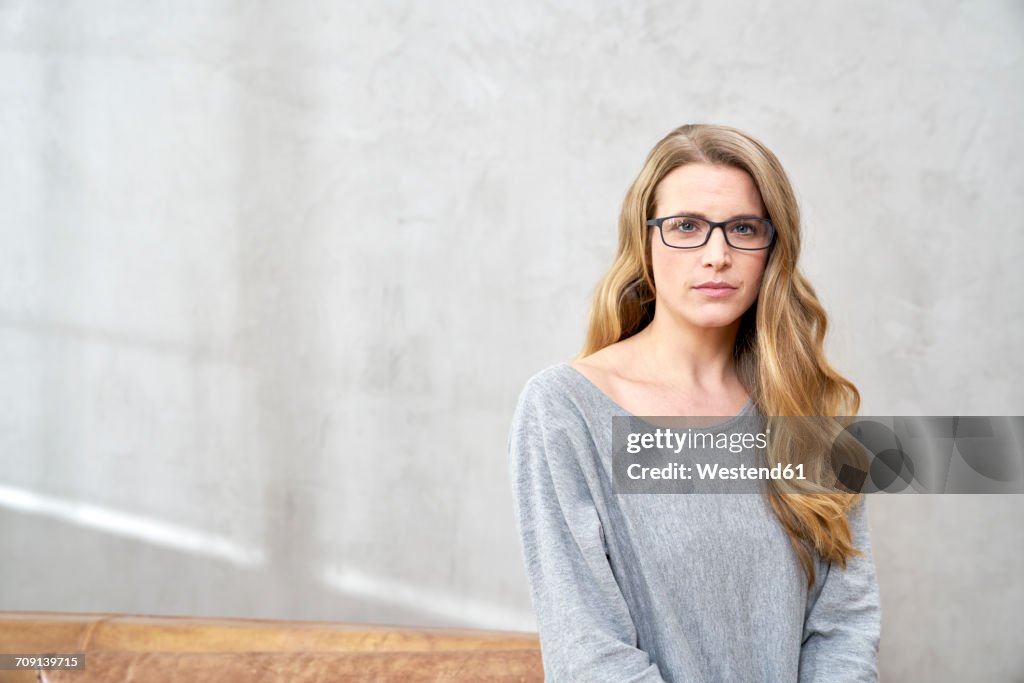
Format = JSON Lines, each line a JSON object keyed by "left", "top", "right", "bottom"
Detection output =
{"left": 579, "top": 123, "right": 865, "bottom": 587}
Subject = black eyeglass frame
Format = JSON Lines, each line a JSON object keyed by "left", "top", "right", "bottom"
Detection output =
{"left": 645, "top": 215, "right": 776, "bottom": 251}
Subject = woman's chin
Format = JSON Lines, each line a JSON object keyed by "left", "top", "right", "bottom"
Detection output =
{"left": 678, "top": 313, "right": 744, "bottom": 330}
{"left": 665, "top": 304, "right": 746, "bottom": 329}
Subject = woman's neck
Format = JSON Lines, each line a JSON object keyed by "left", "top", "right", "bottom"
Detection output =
{"left": 631, "top": 313, "right": 741, "bottom": 392}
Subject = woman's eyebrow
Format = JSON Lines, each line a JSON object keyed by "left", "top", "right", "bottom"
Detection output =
{"left": 665, "top": 210, "right": 764, "bottom": 220}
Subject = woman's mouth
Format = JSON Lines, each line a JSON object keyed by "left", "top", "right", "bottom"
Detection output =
{"left": 693, "top": 281, "right": 737, "bottom": 298}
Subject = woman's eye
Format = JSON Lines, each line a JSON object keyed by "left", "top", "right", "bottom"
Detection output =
{"left": 673, "top": 222, "right": 697, "bottom": 232}
{"left": 731, "top": 223, "right": 754, "bottom": 235}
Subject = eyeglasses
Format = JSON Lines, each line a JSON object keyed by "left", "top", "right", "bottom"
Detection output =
{"left": 646, "top": 215, "right": 776, "bottom": 250}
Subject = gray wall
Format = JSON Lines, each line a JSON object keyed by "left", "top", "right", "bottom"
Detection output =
{"left": 1, "top": 1, "right": 1022, "bottom": 680}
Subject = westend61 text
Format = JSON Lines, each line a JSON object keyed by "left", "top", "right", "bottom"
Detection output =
{"left": 626, "top": 428, "right": 769, "bottom": 454}
{"left": 627, "top": 462, "right": 806, "bottom": 481}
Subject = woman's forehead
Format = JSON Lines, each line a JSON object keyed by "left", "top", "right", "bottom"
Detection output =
{"left": 654, "top": 163, "right": 765, "bottom": 217}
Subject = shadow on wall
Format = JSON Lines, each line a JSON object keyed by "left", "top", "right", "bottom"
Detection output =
{"left": 0, "top": 484, "right": 534, "bottom": 631}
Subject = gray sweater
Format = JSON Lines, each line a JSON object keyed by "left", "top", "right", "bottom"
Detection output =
{"left": 507, "top": 363, "right": 881, "bottom": 682}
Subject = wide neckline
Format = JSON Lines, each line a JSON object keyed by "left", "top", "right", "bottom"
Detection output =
{"left": 559, "top": 361, "right": 756, "bottom": 430}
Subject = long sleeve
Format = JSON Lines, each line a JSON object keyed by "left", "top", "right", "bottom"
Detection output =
{"left": 508, "top": 378, "right": 668, "bottom": 683}
{"left": 798, "top": 496, "right": 882, "bottom": 682}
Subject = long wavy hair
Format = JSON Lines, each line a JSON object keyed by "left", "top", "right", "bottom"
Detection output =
{"left": 579, "top": 124, "right": 865, "bottom": 587}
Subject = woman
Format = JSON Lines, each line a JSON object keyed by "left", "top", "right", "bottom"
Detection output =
{"left": 508, "top": 124, "right": 881, "bottom": 682}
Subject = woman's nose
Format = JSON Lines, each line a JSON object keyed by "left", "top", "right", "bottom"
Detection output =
{"left": 701, "top": 227, "right": 732, "bottom": 267}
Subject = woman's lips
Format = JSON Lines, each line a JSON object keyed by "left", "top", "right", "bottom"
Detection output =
{"left": 694, "top": 284, "right": 737, "bottom": 298}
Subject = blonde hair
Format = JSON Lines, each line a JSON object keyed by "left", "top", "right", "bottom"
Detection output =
{"left": 580, "top": 123, "right": 865, "bottom": 587}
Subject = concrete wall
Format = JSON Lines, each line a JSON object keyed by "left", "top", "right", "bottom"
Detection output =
{"left": 1, "top": 1, "right": 1021, "bottom": 680}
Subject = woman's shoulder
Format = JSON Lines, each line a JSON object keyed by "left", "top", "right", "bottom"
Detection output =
{"left": 509, "top": 363, "right": 611, "bottom": 471}
{"left": 516, "top": 362, "right": 581, "bottom": 408}
{"left": 515, "top": 359, "right": 618, "bottom": 423}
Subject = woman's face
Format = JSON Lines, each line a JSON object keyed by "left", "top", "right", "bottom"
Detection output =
{"left": 649, "top": 163, "right": 770, "bottom": 331}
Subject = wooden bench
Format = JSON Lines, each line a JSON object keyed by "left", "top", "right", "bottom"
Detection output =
{"left": 0, "top": 611, "right": 543, "bottom": 682}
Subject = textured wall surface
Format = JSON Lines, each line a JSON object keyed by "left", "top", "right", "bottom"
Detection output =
{"left": 1, "top": 0, "right": 1022, "bottom": 680}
